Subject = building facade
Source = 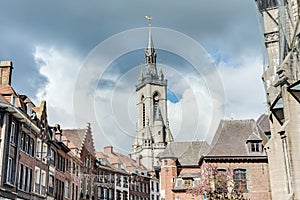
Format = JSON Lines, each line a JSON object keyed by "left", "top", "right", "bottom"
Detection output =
{"left": 203, "top": 119, "right": 271, "bottom": 200}
{"left": 131, "top": 22, "right": 173, "bottom": 170}
{"left": 0, "top": 61, "right": 52, "bottom": 199}
{"left": 157, "top": 141, "right": 209, "bottom": 200}
{"left": 255, "top": 0, "right": 300, "bottom": 199}
{"left": 97, "top": 146, "right": 151, "bottom": 200}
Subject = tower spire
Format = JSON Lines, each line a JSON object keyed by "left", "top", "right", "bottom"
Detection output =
{"left": 145, "top": 16, "right": 156, "bottom": 64}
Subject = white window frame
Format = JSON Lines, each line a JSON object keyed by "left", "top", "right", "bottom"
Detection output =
{"left": 36, "top": 139, "right": 42, "bottom": 159}
{"left": 10, "top": 122, "right": 16, "bottom": 143}
{"left": 65, "top": 180, "right": 70, "bottom": 198}
{"left": 42, "top": 143, "right": 48, "bottom": 163}
{"left": 34, "top": 167, "right": 40, "bottom": 194}
{"left": 7, "top": 157, "right": 13, "bottom": 184}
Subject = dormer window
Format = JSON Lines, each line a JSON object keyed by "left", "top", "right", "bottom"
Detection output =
{"left": 251, "top": 142, "right": 260, "bottom": 152}
{"left": 246, "top": 133, "right": 263, "bottom": 153}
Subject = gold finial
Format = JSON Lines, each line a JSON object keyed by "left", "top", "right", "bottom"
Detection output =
{"left": 145, "top": 15, "right": 152, "bottom": 26}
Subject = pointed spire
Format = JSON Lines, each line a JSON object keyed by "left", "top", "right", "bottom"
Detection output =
{"left": 138, "top": 64, "right": 144, "bottom": 81}
{"left": 145, "top": 16, "right": 156, "bottom": 64}
{"left": 147, "top": 25, "right": 154, "bottom": 53}
{"left": 158, "top": 67, "right": 164, "bottom": 80}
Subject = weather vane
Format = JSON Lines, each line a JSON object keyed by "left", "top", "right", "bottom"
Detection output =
{"left": 145, "top": 15, "right": 152, "bottom": 26}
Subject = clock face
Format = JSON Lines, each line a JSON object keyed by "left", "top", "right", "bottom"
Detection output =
{"left": 154, "top": 96, "right": 159, "bottom": 101}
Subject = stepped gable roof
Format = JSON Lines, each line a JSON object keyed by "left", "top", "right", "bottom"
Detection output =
{"left": 63, "top": 127, "right": 93, "bottom": 156}
{"left": 205, "top": 119, "right": 265, "bottom": 157}
{"left": 63, "top": 129, "right": 85, "bottom": 148}
{"left": 158, "top": 141, "right": 209, "bottom": 166}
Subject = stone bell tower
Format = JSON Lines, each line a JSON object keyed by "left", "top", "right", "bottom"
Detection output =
{"left": 131, "top": 17, "right": 173, "bottom": 170}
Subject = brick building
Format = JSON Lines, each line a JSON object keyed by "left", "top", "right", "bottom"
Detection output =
{"left": 63, "top": 123, "right": 97, "bottom": 200}
{"left": 157, "top": 141, "right": 209, "bottom": 200}
{"left": 97, "top": 146, "right": 151, "bottom": 200}
{"left": 157, "top": 117, "right": 271, "bottom": 200}
{"left": 0, "top": 61, "right": 52, "bottom": 199}
{"left": 203, "top": 119, "right": 271, "bottom": 200}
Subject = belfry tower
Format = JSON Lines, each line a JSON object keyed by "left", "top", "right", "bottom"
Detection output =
{"left": 131, "top": 17, "right": 173, "bottom": 170}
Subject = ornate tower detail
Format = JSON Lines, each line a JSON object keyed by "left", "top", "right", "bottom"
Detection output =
{"left": 131, "top": 17, "right": 173, "bottom": 170}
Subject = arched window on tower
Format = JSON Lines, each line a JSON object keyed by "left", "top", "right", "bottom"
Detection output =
{"left": 141, "top": 95, "right": 146, "bottom": 128}
{"left": 142, "top": 103, "right": 145, "bottom": 127}
{"left": 153, "top": 92, "right": 160, "bottom": 121}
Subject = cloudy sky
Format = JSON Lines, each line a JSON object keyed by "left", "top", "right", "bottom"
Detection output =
{"left": 0, "top": 0, "right": 267, "bottom": 153}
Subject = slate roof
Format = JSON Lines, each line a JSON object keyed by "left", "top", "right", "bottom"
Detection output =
{"left": 158, "top": 141, "right": 209, "bottom": 166}
{"left": 205, "top": 119, "right": 266, "bottom": 157}
{"left": 256, "top": 114, "right": 270, "bottom": 133}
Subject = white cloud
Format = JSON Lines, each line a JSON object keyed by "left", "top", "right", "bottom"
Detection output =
{"left": 33, "top": 45, "right": 266, "bottom": 152}
{"left": 218, "top": 56, "right": 266, "bottom": 120}
{"left": 33, "top": 46, "right": 81, "bottom": 127}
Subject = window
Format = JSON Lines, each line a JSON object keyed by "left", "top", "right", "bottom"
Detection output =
{"left": 10, "top": 122, "right": 16, "bottom": 143}
{"left": 25, "top": 135, "right": 30, "bottom": 153}
{"left": 251, "top": 142, "right": 260, "bottom": 152}
{"left": 233, "top": 169, "right": 247, "bottom": 192}
{"left": 24, "top": 166, "right": 28, "bottom": 191}
{"left": 183, "top": 179, "right": 192, "bottom": 188}
{"left": 30, "top": 138, "right": 35, "bottom": 156}
{"left": 42, "top": 143, "right": 48, "bottom": 163}
{"left": 142, "top": 103, "right": 145, "bottom": 127}
{"left": 116, "top": 175, "right": 121, "bottom": 187}
{"left": 65, "top": 180, "right": 70, "bottom": 198}
{"left": 41, "top": 170, "right": 46, "bottom": 195}
{"left": 34, "top": 167, "right": 40, "bottom": 193}
{"left": 156, "top": 182, "right": 159, "bottom": 192}
{"left": 153, "top": 92, "right": 160, "bottom": 120}
{"left": 73, "top": 162, "right": 76, "bottom": 175}
{"left": 175, "top": 179, "right": 183, "bottom": 188}
{"left": 28, "top": 168, "right": 32, "bottom": 192}
{"left": 11, "top": 95, "right": 16, "bottom": 106}
{"left": 216, "top": 169, "right": 227, "bottom": 193}
{"left": 36, "top": 139, "right": 42, "bottom": 159}
{"left": 20, "top": 132, "right": 25, "bottom": 150}
{"left": 6, "top": 157, "right": 14, "bottom": 184}
{"left": 18, "top": 164, "right": 24, "bottom": 189}
{"left": 151, "top": 181, "right": 154, "bottom": 190}
{"left": 48, "top": 175, "right": 54, "bottom": 195}
{"left": 51, "top": 149, "right": 56, "bottom": 163}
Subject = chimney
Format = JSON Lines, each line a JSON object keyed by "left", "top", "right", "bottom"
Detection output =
{"left": 0, "top": 61, "right": 13, "bottom": 85}
{"left": 104, "top": 146, "right": 113, "bottom": 154}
